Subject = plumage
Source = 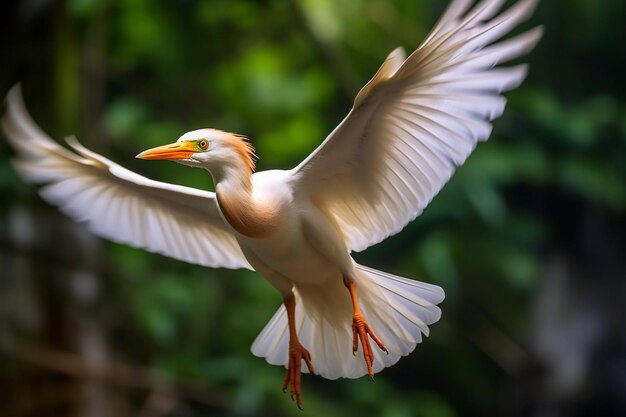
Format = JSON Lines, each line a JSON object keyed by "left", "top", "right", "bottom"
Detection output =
{"left": 252, "top": 264, "right": 444, "bottom": 379}
{"left": 2, "top": 0, "right": 541, "bottom": 409}
{"left": 3, "top": 97, "right": 250, "bottom": 270}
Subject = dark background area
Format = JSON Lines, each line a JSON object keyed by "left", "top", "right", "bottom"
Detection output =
{"left": 1, "top": 1, "right": 625, "bottom": 416}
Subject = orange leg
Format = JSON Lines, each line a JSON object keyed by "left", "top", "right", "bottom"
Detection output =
{"left": 344, "top": 278, "right": 388, "bottom": 380}
{"left": 281, "top": 293, "right": 315, "bottom": 410}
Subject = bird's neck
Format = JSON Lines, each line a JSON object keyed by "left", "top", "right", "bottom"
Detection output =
{"left": 213, "top": 166, "right": 276, "bottom": 239}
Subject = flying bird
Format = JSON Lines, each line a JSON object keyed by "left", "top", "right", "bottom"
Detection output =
{"left": 3, "top": 0, "right": 542, "bottom": 408}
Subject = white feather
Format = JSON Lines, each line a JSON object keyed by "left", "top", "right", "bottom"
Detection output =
{"left": 3, "top": 87, "right": 252, "bottom": 271}
{"left": 291, "top": 0, "right": 542, "bottom": 253}
{"left": 252, "top": 264, "right": 444, "bottom": 379}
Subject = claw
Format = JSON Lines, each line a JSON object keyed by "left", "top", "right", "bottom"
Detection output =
{"left": 282, "top": 341, "right": 315, "bottom": 410}
{"left": 281, "top": 294, "right": 315, "bottom": 410}
{"left": 344, "top": 278, "right": 388, "bottom": 379}
{"left": 351, "top": 312, "right": 387, "bottom": 379}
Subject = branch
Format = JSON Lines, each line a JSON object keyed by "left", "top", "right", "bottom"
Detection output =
{"left": 1, "top": 339, "right": 230, "bottom": 409}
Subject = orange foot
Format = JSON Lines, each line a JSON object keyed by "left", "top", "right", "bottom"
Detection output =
{"left": 344, "top": 279, "right": 388, "bottom": 380}
{"left": 282, "top": 340, "right": 315, "bottom": 410}
{"left": 352, "top": 312, "right": 388, "bottom": 380}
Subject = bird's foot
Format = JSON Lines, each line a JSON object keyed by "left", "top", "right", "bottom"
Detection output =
{"left": 282, "top": 340, "right": 315, "bottom": 410}
{"left": 352, "top": 312, "right": 388, "bottom": 380}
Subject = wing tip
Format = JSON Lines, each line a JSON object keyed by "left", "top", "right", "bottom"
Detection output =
{"left": 508, "top": 63, "right": 530, "bottom": 90}
{"left": 5, "top": 84, "right": 23, "bottom": 107}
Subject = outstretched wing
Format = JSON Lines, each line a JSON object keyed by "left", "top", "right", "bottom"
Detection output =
{"left": 3, "top": 87, "right": 251, "bottom": 270}
{"left": 290, "top": 0, "right": 542, "bottom": 252}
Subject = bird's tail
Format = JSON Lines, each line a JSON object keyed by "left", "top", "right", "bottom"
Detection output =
{"left": 251, "top": 264, "right": 444, "bottom": 379}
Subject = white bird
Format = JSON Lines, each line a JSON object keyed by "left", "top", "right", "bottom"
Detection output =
{"left": 3, "top": 0, "right": 542, "bottom": 408}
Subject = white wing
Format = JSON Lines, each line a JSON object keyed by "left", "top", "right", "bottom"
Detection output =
{"left": 3, "top": 87, "right": 252, "bottom": 270}
{"left": 290, "top": 0, "right": 542, "bottom": 252}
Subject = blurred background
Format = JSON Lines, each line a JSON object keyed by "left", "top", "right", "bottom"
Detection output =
{"left": 1, "top": 0, "right": 625, "bottom": 416}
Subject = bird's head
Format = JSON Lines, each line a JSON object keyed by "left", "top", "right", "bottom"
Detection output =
{"left": 136, "top": 128, "right": 256, "bottom": 175}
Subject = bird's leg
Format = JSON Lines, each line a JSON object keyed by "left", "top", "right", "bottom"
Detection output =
{"left": 281, "top": 293, "right": 314, "bottom": 410}
{"left": 344, "top": 277, "right": 388, "bottom": 380}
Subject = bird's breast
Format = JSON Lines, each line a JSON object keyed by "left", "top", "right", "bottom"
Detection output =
{"left": 216, "top": 191, "right": 278, "bottom": 238}
{"left": 240, "top": 231, "right": 341, "bottom": 285}
{"left": 230, "top": 170, "right": 351, "bottom": 285}
{"left": 236, "top": 206, "right": 344, "bottom": 285}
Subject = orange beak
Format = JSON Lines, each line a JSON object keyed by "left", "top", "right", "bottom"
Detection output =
{"left": 136, "top": 141, "right": 198, "bottom": 160}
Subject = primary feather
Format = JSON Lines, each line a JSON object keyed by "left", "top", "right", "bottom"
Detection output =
{"left": 291, "top": 0, "right": 542, "bottom": 252}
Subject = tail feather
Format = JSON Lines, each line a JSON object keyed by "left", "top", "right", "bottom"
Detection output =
{"left": 254, "top": 307, "right": 289, "bottom": 367}
{"left": 361, "top": 264, "right": 443, "bottom": 337}
{"left": 251, "top": 264, "right": 444, "bottom": 379}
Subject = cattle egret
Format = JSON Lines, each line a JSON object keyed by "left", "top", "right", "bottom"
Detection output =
{"left": 3, "top": 0, "right": 542, "bottom": 408}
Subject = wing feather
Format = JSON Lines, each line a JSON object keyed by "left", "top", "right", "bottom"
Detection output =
{"left": 3, "top": 87, "right": 251, "bottom": 270}
{"left": 290, "top": 0, "right": 542, "bottom": 252}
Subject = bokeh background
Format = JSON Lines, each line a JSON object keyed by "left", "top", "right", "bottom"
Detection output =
{"left": 1, "top": 0, "right": 625, "bottom": 416}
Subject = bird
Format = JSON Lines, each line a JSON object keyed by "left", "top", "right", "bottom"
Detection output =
{"left": 3, "top": 0, "right": 542, "bottom": 409}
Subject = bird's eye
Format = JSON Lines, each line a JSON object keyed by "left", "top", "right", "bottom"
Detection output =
{"left": 197, "top": 139, "right": 209, "bottom": 151}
